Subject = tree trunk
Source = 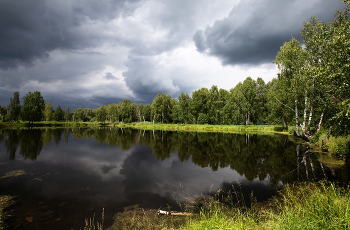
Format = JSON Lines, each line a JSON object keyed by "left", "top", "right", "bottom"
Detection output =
{"left": 307, "top": 104, "right": 313, "bottom": 134}
{"left": 295, "top": 99, "right": 300, "bottom": 136}
{"left": 282, "top": 117, "right": 288, "bottom": 131}
{"left": 310, "top": 112, "right": 324, "bottom": 135}
{"left": 245, "top": 113, "right": 250, "bottom": 125}
{"left": 301, "top": 95, "right": 308, "bottom": 137}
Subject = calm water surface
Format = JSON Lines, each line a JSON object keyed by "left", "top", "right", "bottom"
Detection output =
{"left": 0, "top": 128, "right": 347, "bottom": 229}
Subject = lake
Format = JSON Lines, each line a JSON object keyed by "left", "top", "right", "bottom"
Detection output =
{"left": 0, "top": 127, "right": 347, "bottom": 229}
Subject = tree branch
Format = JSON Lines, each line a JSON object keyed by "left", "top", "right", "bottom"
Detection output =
{"left": 275, "top": 98, "right": 295, "bottom": 112}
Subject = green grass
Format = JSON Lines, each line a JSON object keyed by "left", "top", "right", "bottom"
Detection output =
{"left": 271, "top": 181, "right": 350, "bottom": 229}
{"left": 0, "top": 121, "right": 289, "bottom": 135}
{"left": 182, "top": 181, "right": 350, "bottom": 230}
{"left": 115, "top": 122, "right": 287, "bottom": 134}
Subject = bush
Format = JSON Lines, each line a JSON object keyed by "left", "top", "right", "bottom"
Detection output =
{"left": 328, "top": 135, "right": 350, "bottom": 157}
{"left": 123, "top": 118, "right": 132, "bottom": 124}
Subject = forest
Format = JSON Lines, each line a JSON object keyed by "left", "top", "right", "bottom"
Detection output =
{"left": 1, "top": 1, "right": 349, "bottom": 140}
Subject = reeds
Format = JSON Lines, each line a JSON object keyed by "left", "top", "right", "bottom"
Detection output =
{"left": 81, "top": 208, "right": 104, "bottom": 230}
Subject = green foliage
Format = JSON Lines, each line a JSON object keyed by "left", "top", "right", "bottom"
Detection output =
{"left": 120, "top": 99, "right": 137, "bottom": 122}
{"left": 178, "top": 92, "right": 191, "bottom": 124}
{"left": 301, "top": 5, "right": 350, "bottom": 136}
{"left": 197, "top": 113, "right": 208, "bottom": 124}
{"left": 123, "top": 117, "right": 132, "bottom": 123}
{"left": 96, "top": 105, "right": 108, "bottom": 123}
{"left": 8, "top": 92, "right": 21, "bottom": 121}
{"left": 72, "top": 108, "right": 94, "bottom": 122}
{"left": 44, "top": 102, "right": 54, "bottom": 121}
{"left": 151, "top": 93, "right": 174, "bottom": 123}
{"left": 21, "top": 91, "right": 45, "bottom": 123}
{"left": 190, "top": 87, "right": 209, "bottom": 121}
{"left": 327, "top": 135, "right": 350, "bottom": 157}
{"left": 139, "top": 103, "right": 151, "bottom": 122}
{"left": 64, "top": 105, "right": 70, "bottom": 121}
{"left": 54, "top": 105, "right": 64, "bottom": 121}
{"left": 0, "top": 105, "right": 7, "bottom": 122}
{"left": 329, "top": 99, "right": 350, "bottom": 136}
{"left": 106, "top": 104, "right": 118, "bottom": 122}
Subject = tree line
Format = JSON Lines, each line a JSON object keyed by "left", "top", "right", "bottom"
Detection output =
{"left": 0, "top": 77, "right": 285, "bottom": 126}
{"left": 1, "top": 1, "right": 349, "bottom": 138}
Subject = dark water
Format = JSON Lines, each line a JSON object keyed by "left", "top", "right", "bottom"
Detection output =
{"left": 0, "top": 128, "right": 347, "bottom": 229}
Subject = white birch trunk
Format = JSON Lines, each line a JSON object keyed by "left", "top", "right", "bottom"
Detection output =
{"left": 307, "top": 104, "right": 313, "bottom": 133}
{"left": 301, "top": 95, "right": 308, "bottom": 137}
{"left": 295, "top": 99, "right": 300, "bottom": 136}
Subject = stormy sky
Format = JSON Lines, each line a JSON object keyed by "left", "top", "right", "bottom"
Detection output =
{"left": 0, "top": 0, "right": 346, "bottom": 109}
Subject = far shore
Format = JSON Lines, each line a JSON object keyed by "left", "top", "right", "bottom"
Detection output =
{"left": 0, "top": 121, "right": 290, "bottom": 134}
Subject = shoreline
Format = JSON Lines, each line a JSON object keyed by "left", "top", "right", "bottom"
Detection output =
{"left": 0, "top": 121, "right": 290, "bottom": 134}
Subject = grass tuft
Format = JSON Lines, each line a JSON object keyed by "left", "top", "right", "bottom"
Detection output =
{"left": 272, "top": 181, "right": 350, "bottom": 230}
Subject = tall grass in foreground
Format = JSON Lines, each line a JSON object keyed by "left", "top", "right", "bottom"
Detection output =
{"left": 271, "top": 181, "right": 350, "bottom": 229}
{"left": 80, "top": 181, "right": 350, "bottom": 230}
{"left": 183, "top": 181, "right": 350, "bottom": 230}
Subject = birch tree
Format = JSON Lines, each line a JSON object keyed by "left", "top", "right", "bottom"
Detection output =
{"left": 274, "top": 38, "right": 310, "bottom": 138}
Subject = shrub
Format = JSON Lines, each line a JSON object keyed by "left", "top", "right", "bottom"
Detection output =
{"left": 123, "top": 118, "right": 132, "bottom": 124}
{"left": 328, "top": 135, "right": 350, "bottom": 157}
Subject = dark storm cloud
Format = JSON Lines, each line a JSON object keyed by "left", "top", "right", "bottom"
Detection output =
{"left": 122, "top": 56, "right": 180, "bottom": 104}
{"left": 194, "top": 0, "right": 347, "bottom": 66}
{"left": 0, "top": 0, "right": 141, "bottom": 70}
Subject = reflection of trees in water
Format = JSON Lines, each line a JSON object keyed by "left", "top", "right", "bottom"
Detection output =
{"left": 4, "top": 129, "right": 19, "bottom": 160}
{"left": 0, "top": 128, "right": 346, "bottom": 184}
{"left": 18, "top": 129, "right": 44, "bottom": 160}
{"left": 1, "top": 129, "right": 44, "bottom": 160}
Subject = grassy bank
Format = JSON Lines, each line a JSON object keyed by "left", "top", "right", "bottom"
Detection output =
{"left": 81, "top": 181, "right": 350, "bottom": 229}
{"left": 311, "top": 131, "right": 350, "bottom": 160}
{"left": 0, "top": 121, "right": 287, "bottom": 132}
{"left": 114, "top": 122, "right": 287, "bottom": 134}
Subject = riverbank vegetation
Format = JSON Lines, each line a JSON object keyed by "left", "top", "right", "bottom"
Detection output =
{"left": 80, "top": 181, "right": 350, "bottom": 229}
{"left": 182, "top": 181, "right": 350, "bottom": 230}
